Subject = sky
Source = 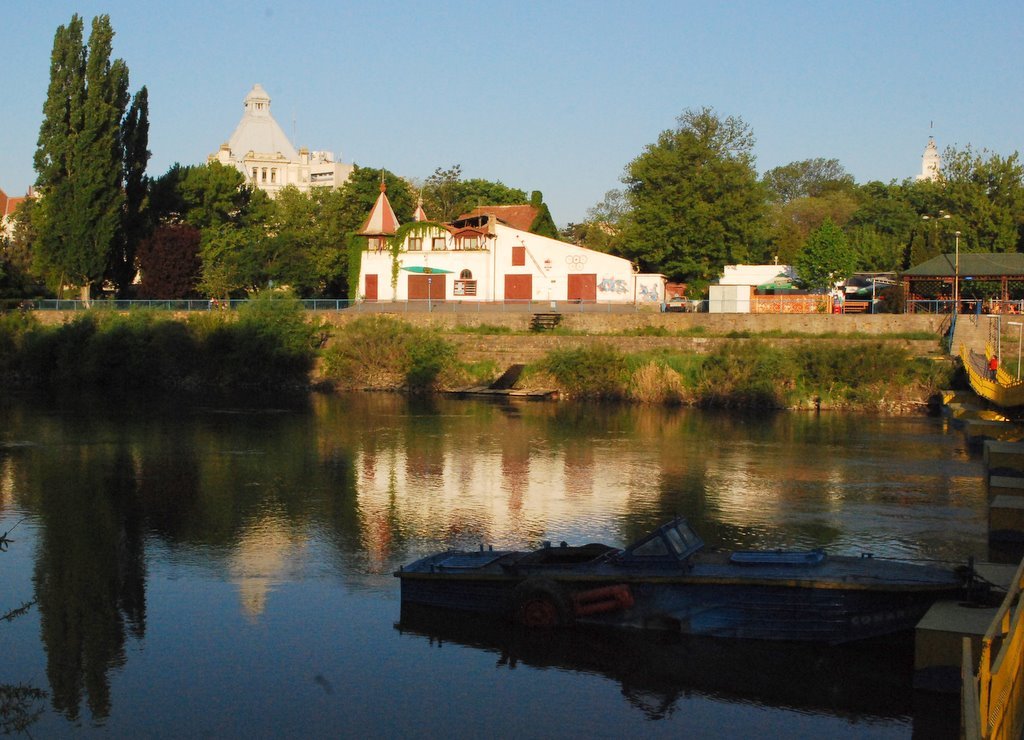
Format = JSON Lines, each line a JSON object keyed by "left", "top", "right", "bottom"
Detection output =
{"left": 1, "top": 1, "right": 1021, "bottom": 226}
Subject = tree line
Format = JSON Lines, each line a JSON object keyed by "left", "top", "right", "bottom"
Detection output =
{"left": 0, "top": 15, "right": 555, "bottom": 303}
{"left": 564, "top": 107, "right": 1024, "bottom": 294}
{"left": 3, "top": 16, "right": 1022, "bottom": 302}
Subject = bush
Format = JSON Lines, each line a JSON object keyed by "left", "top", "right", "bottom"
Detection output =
{"left": 539, "top": 344, "right": 629, "bottom": 400}
{"left": 321, "top": 316, "right": 459, "bottom": 392}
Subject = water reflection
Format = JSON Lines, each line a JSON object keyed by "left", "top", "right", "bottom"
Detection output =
{"left": 32, "top": 445, "right": 145, "bottom": 721}
{"left": 396, "top": 604, "right": 917, "bottom": 722}
{"left": 0, "top": 392, "right": 987, "bottom": 735}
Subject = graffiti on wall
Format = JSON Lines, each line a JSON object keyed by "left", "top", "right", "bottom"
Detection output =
{"left": 598, "top": 276, "right": 629, "bottom": 294}
{"left": 638, "top": 282, "right": 661, "bottom": 302}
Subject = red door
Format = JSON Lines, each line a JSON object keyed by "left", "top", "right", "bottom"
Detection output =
{"left": 408, "top": 275, "right": 446, "bottom": 300}
{"left": 364, "top": 274, "right": 378, "bottom": 301}
{"left": 504, "top": 274, "right": 532, "bottom": 302}
{"left": 567, "top": 273, "right": 597, "bottom": 302}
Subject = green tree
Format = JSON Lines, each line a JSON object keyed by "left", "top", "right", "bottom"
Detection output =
{"left": 111, "top": 86, "right": 150, "bottom": 295}
{"left": 33, "top": 15, "right": 145, "bottom": 300}
{"left": 0, "top": 200, "right": 39, "bottom": 298}
{"left": 566, "top": 189, "right": 626, "bottom": 252}
{"left": 767, "top": 191, "right": 860, "bottom": 265}
{"left": 527, "top": 190, "right": 559, "bottom": 238}
{"left": 421, "top": 164, "right": 464, "bottom": 221}
{"left": 457, "top": 178, "right": 528, "bottom": 214}
{"left": 617, "top": 107, "right": 770, "bottom": 281}
{"left": 762, "top": 158, "right": 855, "bottom": 204}
{"left": 941, "top": 145, "right": 1024, "bottom": 253}
{"left": 420, "top": 164, "right": 529, "bottom": 222}
{"left": 179, "top": 162, "right": 270, "bottom": 230}
{"left": 846, "top": 181, "right": 919, "bottom": 270}
{"left": 795, "top": 218, "right": 856, "bottom": 291}
{"left": 32, "top": 16, "right": 86, "bottom": 295}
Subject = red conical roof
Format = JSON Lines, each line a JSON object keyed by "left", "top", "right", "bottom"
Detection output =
{"left": 358, "top": 180, "right": 400, "bottom": 236}
{"left": 413, "top": 197, "right": 428, "bottom": 222}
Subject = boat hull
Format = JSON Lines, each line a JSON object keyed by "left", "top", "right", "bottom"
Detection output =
{"left": 397, "top": 573, "right": 956, "bottom": 643}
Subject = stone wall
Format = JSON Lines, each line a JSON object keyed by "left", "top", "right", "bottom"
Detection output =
{"left": 307, "top": 309, "right": 944, "bottom": 336}
{"left": 448, "top": 334, "right": 942, "bottom": 364}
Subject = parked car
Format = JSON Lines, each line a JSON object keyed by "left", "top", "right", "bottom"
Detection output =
{"left": 665, "top": 296, "right": 694, "bottom": 312}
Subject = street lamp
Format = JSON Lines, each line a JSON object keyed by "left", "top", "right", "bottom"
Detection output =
{"left": 954, "top": 230, "right": 961, "bottom": 313}
{"left": 1009, "top": 321, "right": 1023, "bottom": 380}
{"left": 922, "top": 212, "right": 953, "bottom": 312}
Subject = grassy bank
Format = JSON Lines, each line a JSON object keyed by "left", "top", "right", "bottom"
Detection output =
{"left": 320, "top": 316, "right": 953, "bottom": 411}
{"left": 1, "top": 309, "right": 953, "bottom": 410}
{"left": 0, "top": 293, "right": 322, "bottom": 392}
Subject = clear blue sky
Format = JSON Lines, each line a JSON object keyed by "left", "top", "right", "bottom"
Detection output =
{"left": 2, "top": 1, "right": 1021, "bottom": 226}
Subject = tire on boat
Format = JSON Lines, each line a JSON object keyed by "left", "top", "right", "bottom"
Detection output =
{"left": 512, "top": 579, "right": 572, "bottom": 628}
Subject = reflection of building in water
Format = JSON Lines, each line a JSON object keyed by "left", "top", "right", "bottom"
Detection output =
{"left": 228, "top": 513, "right": 307, "bottom": 619}
{"left": 350, "top": 440, "right": 632, "bottom": 546}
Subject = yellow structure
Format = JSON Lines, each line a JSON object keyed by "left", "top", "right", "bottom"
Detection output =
{"left": 960, "top": 344, "right": 1024, "bottom": 409}
{"left": 962, "top": 557, "right": 1024, "bottom": 739}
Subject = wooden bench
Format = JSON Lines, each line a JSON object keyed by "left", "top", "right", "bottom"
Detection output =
{"left": 530, "top": 313, "right": 562, "bottom": 331}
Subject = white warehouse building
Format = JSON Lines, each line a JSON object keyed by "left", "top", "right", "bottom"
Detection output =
{"left": 356, "top": 185, "right": 665, "bottom": 306}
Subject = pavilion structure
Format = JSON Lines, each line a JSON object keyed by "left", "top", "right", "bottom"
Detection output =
{"left": 902, "top": 253, "right": 1024, "bottom": 312}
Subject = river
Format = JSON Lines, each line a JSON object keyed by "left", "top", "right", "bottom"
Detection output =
{"left": 0, "top": 392, "right": 988, "bottom": 737}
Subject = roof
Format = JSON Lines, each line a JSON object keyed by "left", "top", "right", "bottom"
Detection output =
{"left": 358, "top": 182, "right": 400, "bottom": 236}
{"left": 458, "top": 205, "right": 538, "bottom": 232}
{"left": 0, "top": 187, "right": 28, "bottom": 220}
{"left": 903, "top": 253, "right": 1024, "bottom": 278}
{"left": 413, "top": 201, "right": 428, "bottom": 222}
{"left": 226, "top": 84, "right": 299, "bottom": 161}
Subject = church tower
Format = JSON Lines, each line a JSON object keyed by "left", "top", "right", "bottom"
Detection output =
{"left": 917, "top": 136, "right": 941, "bottom": 182}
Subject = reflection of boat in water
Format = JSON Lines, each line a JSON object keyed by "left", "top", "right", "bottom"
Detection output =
{"left": 396, "top": 518, "right": 964, "bottom": 643}
{"left": 396, "top": 603, "right": 917, "bottom": 721}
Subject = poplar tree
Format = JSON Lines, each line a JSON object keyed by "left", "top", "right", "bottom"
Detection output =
{"left": 114, "top": 86, "right": 151, "bottom": 294}
{"left": 33, "top": 16, "right": 85, "bottom": 294}
{"left": 33, "top": 14, "right": 147, "bottom": 299}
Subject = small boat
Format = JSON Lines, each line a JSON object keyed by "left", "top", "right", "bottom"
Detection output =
{"left": 394, "top": 518, "right": 966, "bottom": 643}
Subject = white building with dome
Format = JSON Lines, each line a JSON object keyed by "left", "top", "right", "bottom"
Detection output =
{"left": 209, "top": 84, "right": 353, "bottom": 195}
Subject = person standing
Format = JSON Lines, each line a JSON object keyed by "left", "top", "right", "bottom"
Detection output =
{"left": 989, "top": 355, "right": 999, "bottom": 380}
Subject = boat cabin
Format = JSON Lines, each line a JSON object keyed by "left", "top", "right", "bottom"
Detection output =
{"left": 619, "top": 519, "right": 704, "bottom": 564}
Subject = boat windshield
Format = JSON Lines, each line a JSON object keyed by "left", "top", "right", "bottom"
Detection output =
{"left": 621, "top": 519, "right": 704, "bottom": 563}
{"left": 664, "top": 521, "right": 702, "bottom": 557}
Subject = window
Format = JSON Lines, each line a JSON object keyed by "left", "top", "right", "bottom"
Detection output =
{"left": 459, "top": 236, "right": 479, "bottom": 250}
{"left": 408, "top": 237, "right": 423, "bottom": 252}
{"left": 367, "top": 237, "right": 382, "bottom": 251}
{"left": 454, "top": 279, "right": 477, "bottom": 296}
{"left": 460, "top": 269, "right": 473, "bottom": 279}
{"left": 270, "top": 168, "right": 277, "bottom": 184}
{"left": 631, "top": 537, "right": 669, "bottom": 557}
{"left": 261, "top": 168, "right": 267, "bottom": 183}
{"left": 512, "top": 246, "right": 526, "bottom": 266}
{"left": 251, "top": 168, "right": 258, "bottom": 182}
{"left": 432, "top": 237, "right": 447, "bottom": 251}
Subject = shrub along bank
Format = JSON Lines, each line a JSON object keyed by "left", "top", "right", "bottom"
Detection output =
{"left": 0, "top": 292, "right": 322, "bottom": 392}
{"left": 1, "top": 309, "right": 952, "bottom": 410}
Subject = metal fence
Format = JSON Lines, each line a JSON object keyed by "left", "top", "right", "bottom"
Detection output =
{"left": 11, "top": 298, "right": 666, "bottom": 314}
{"left": 7, "top": 296, "right": 1005, "bottom": 316}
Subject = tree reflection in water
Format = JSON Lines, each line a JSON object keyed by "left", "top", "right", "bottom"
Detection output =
{"left": 33, "top": 445, "right": 146, "bottom": 721}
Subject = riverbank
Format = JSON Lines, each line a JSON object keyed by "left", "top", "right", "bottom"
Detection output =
{"left": 2, "top": 303, "right": 955, "bottom": 411}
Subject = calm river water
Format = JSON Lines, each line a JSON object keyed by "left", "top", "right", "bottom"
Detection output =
{"left": 0, "top": 393, "right": 989, "bottom": 737}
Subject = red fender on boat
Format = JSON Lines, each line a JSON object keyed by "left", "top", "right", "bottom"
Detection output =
{"left": 571, "top": 584, "right": 634, "bottom": 616}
